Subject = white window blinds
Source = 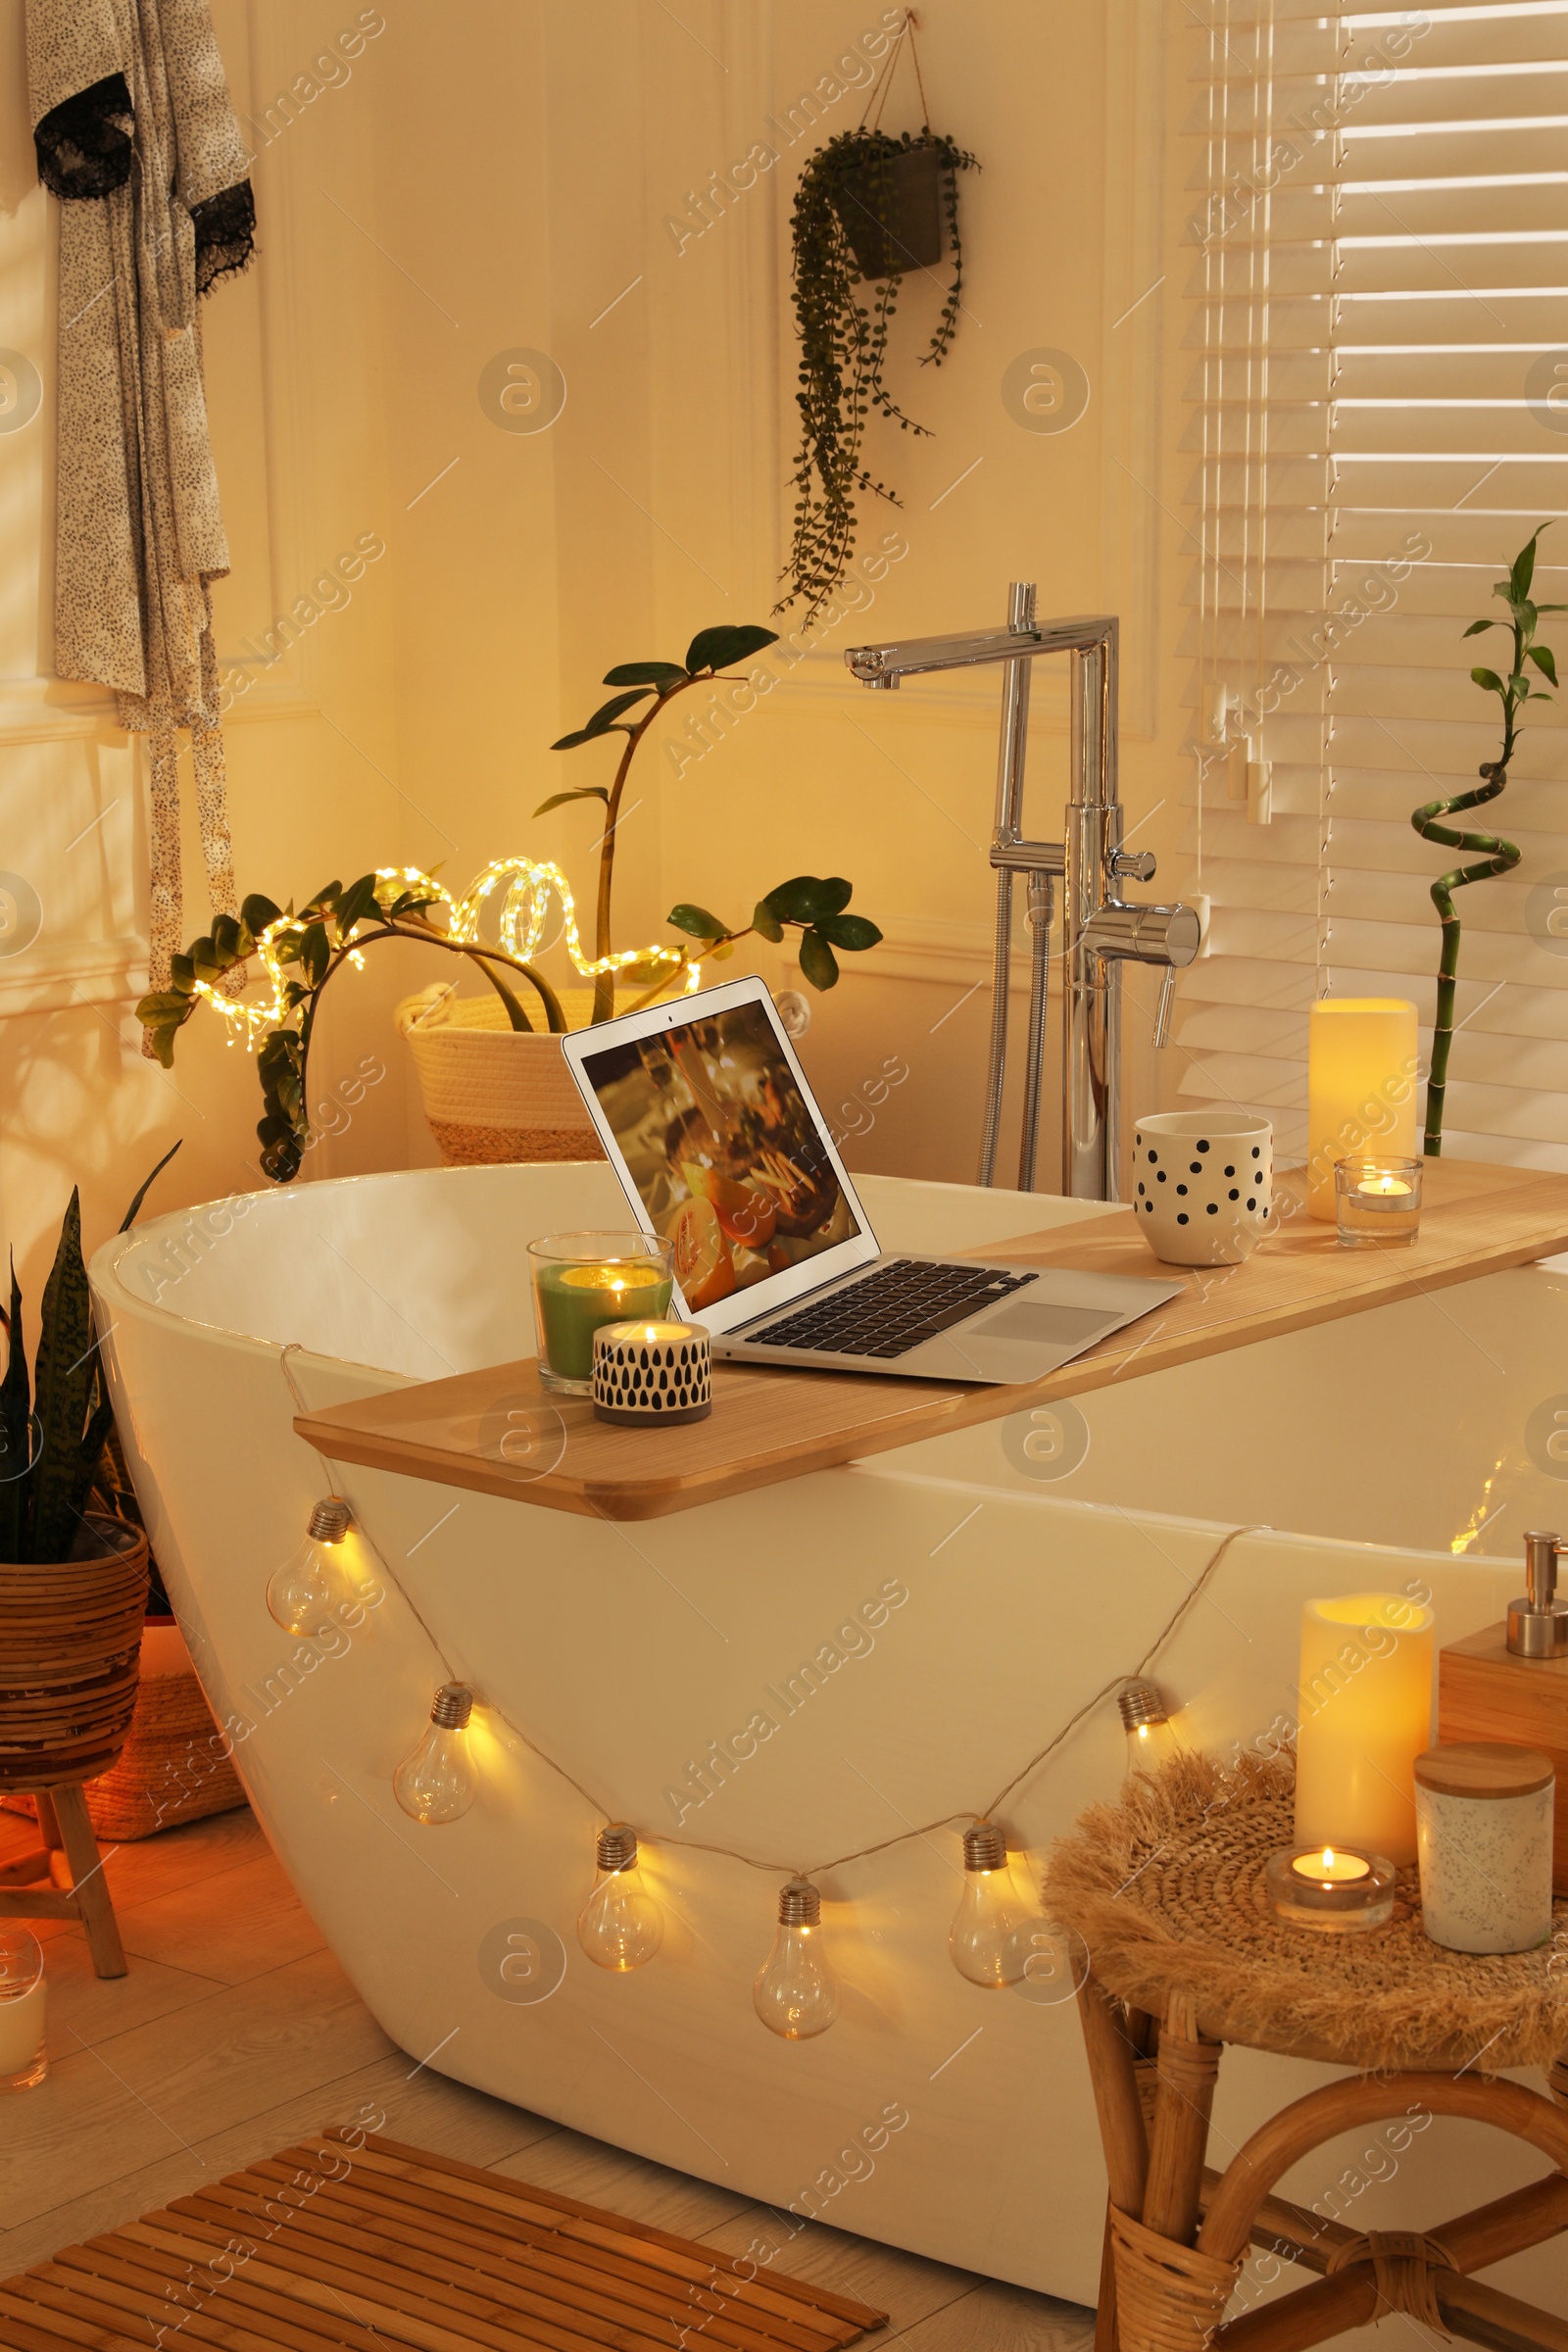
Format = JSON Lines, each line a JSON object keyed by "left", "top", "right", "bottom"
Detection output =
{"left": 1178, "top": 0, "right": 1568, "bottom": 1169}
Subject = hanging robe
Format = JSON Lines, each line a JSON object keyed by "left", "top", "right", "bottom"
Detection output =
{"left": 25, "top": 0, "right": 256, "bottom": 1002}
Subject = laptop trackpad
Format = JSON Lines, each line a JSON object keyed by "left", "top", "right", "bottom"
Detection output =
{"left": 975, "top": 1299, "right": 1122, "bottom": 1346}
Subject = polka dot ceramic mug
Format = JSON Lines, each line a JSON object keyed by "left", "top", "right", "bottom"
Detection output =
{"left": 1133, "top": 1110, "right": 1273, "bottom": 1265}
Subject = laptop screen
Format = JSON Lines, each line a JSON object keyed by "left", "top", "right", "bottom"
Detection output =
{"left": 574, "top": 996, "right": 862, "bottom": 1316}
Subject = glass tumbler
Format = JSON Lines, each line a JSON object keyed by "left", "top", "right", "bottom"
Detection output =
{"left": 0, "top": 1927, "right": 46, "bottom": 2090}
{"left": 527, "top": 1232, "right": 674, "bottom": 1395}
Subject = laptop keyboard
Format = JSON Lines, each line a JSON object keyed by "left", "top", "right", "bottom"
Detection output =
{"left": 745, "top": 1259, "right": 1038, "bottom": 1359}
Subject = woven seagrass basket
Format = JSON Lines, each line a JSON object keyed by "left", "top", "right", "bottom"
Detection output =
{"left": 0, "top": 1512, "right": 149, "bottom": 1791}
{"left": 398, "top": 987, "right": 609, "bottom": 1168}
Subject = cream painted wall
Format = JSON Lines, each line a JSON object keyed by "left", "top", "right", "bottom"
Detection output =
{"left": 0, "top": 0, "right": 1192, "bottom": 1301}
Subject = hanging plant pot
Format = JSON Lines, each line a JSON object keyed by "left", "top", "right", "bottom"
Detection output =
{"left": 781, "top": 122, "right": 977, "bottom": 623}
{"left": 834, "top": 137, "right": 946, "bottom": 280}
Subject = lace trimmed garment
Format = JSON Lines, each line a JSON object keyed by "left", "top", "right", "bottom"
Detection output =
{"left": 25, "top": 0, "right": 256, "bottom": 1001}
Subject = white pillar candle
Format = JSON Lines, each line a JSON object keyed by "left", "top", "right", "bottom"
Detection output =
{"left": 1296, "top": 1592, "right": 1435, "bottom": 1865}
{"left": 1306, "top": 999, "right": 1419, "bottom": 1220}
{"left": 0, "top": 1974, "right": 46, "bottom": 2085}
{"left": 1415, "top": 1743, "right": 1555, "bottom": 1954}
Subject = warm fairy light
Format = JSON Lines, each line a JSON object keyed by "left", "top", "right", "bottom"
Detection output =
{"left": 1292, "top": 1845, "right": 1372, "bottom": 1886}
{"left": 187, "top": 858, "right": 705, "bottom": 1049}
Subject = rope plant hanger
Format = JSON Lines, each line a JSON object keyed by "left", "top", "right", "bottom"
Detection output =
{"left": 779, "top": 11, "right": 976, "bottom": 622}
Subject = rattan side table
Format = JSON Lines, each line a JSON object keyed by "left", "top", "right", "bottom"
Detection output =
{"left": 1049, "top": 1752, "right": 1568, "bottom": 2352}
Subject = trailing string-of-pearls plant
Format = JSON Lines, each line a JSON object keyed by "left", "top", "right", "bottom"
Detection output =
{"left": 1413, "top": 524, "right": 1564, "bottom": 1155}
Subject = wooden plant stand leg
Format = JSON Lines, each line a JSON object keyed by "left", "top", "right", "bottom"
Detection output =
{"left": 51, "top": 1785, "right": 125, "bottom": 1978}
{"left": 0, "top": 1785, "right": 126, "bottom": 1979}
{"left": 1077, "top": 1976, "right": 1154, "bottom": 2352}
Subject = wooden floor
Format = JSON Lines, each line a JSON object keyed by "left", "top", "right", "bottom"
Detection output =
{"left": 0, "top": 1805, "right": 1094, "bottom": 2352}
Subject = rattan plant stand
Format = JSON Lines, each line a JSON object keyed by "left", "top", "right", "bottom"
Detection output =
{"left": 1049, "top": 1751, "right": 1568, "bottom": 2352}
{"left": 0, "top": 1513, "right": 149, "bottom": 1979}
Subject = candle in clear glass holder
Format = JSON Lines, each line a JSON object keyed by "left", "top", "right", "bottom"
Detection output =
{"left": 1306, "top": 999, "right": 1418, "bottom": 1220}
{"left": 1296, "top": 1591, "right": 1435, "bottom": 1865}
{"left": 1265, "top": 1842, "right": 1396, "bottom": 1932}
{"left": 0, "top": 1929, "right": 46, "bottom": 2091}
{"left": 527, "top": 1233, "right": 674, "bottom": 1394}
{"left": 1335, "top": 1154, "right": 1423, "bottom": 1248}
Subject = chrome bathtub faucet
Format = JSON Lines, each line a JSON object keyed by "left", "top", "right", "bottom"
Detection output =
{"left": 846, "top": 585, "right": 1200, "bottom": 1201}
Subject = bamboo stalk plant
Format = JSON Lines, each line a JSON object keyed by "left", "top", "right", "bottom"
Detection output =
{"left": 1413, "top": 524, "right": 1564, "bottom": 1153}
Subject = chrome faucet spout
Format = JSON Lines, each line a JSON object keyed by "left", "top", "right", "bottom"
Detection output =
{"left": 846, "top": 582, "right": 1198, "bottom": 1202}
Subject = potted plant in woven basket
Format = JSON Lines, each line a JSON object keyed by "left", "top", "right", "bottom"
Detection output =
{"left": 398, "top": 617, "right": 885, "bottom": 1168}
{"left": 0, "top": 1182, "right": 157, "bottom": 1796}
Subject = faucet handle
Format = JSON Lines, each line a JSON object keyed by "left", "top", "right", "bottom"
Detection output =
{"left": 1110, "top": 848, "right": 1156, "bottom": 885}
{"left": 1152, "top": 967, "right": 1177, "bottom": 1050}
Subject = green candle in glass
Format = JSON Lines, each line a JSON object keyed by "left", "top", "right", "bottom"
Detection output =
{"left": 527, "top": 1232, "right": 674, "bottom": 1395}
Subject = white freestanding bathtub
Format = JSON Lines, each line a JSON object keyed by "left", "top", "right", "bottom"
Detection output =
{"left": 90, "top": 1165, "right": 1568, "bottom": 2321}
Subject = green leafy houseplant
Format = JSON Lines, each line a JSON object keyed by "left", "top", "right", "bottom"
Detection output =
{"left": 138, "top": 876, "right": 569, "bottom": 1182}
{"left": 543, "top": 618, "right": 883, "bottom": 1023}
{"left": 1413, "top": 525, "right": 1564, "bottom": 1154}
{"left": 1, "top": 1149, "right": 176, "bottom": 1564}
{"left": 780, "top": 124, "right": 976, "bottom": 622}
{"left": 137, "top": 618, "right": 884, "bottom": 1182}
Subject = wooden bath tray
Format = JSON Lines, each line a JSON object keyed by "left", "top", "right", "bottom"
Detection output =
{"left": 294, "top": 1157, "right": 1568, "bottom": 1522}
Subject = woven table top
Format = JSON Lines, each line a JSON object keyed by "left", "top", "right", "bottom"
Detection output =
{"left": 1047, "top": 1749, "right": 1568, "bottom": 2071}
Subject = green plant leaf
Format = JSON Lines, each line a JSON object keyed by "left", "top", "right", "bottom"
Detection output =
{"left": 0, "top": 1253, "right": 30, "bottom": 1563}
{"left": 1529, "top": 644, "right": 1559, "bottom": 686}
{"left": 1471, "top": 667, "right": 1505, "bottom": 694}
{"left": 814, "top": 911, "right": 882, "bottom": 952}
{"left": 299, "top": 920, "right": 330, "bottom": 989}
{"left": 211, "top": 912, "right": 244, "bottom": 961}
{"left": 798, "top": 928, "right": 840, "bottom": 990}
{"left": 562, "top": 686, "right": 653, "bottom": 743}
{"left": 332, "top": 873, "right": 380, "bottom": 945}
{"left": 752, "top": 900, "right": 785, "bottom": 943}
{"left": 29, "top": 1190, "right": 95, "bottom": 1563}
{"left": 764, "top": 874, "right": 853, "bottom": 924}
{"left": 168, "top": 956, "right": 195, "bottom": 994}
{"left": 1512, "top": 532, "right": 1541, "bottom": 601}
{"left": 241, "top": 892, "right": 282, "bottom": 936}
{"left": 666, "top": 903, "right": 730, "bottom": 942}
{"left": 604, "top": 661, "right": 689, "bottom": 689}
{"left": 550, "top": 727, "right": 611, "bottom": 751}
{"left": 119, "top": 1142, "right": 181, "bottom": 1234}
{"left": 683, "top": 624, "right": 779, "bottom": 675}
{"left": 534, "top": 787, "right": 611, "bottom": 816}
{"left": 1462, "top": 619, "right": 1497, "bottom": 637}
{"left": 304, "top": 881, "right": 343, "bottom": 916}
{"left": 137, "top": 990, "right": 193, "bottom": 1023}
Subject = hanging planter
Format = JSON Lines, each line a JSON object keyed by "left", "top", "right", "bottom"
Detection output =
{"left": 835, "top": 137, "right": 948, "bottom": 280}
{"left": 779, "top": 15, "right": 976, "bottom": 623}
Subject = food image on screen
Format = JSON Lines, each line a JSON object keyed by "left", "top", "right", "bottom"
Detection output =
{"left": 578, "top": 1002, "right": 858, "bottom": 1311}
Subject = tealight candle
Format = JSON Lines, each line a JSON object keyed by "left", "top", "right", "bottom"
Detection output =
{"left": 1306, "top": 998, "right": 1418, "bottom": 1220}
{"left": 593, "top": 1318, "right": 712, "bottom": 1427}
{"left": 1296, "top": 1592, "right": 1435, "bottom": 1865}
{"left": 527, "top": 1233, "right": 674, "bottom": 1395}
{"left": 1266, "top": 1842, "right": 1396, "bottom": 1932}
{"left": 1292, "top": 1846, "right": 1370, "bottom": 1885}
{"left": 1335, "top": 1155, "right": 1423, "bottom": 1248}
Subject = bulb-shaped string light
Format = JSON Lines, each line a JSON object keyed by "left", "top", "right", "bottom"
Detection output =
{"left": 267, "top": 1497, "right": 383, "bottom": 1640}
{"left": 393, "top": 1684, "right": 478, "bottom": 1824}
{"left": 1118, "top": 1679, "right": 1178, "bottom": 1776}
{"left": 948, "top": 1822, "right": 1039, "bottom": 1987}
{"left": 753, "top": 1878, "right": 838, "bottom": 2038}
{"left": 576, "top": 1824, "right": 664, "bottom": 1971}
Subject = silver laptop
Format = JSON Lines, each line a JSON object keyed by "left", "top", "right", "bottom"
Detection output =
{"left": 562, "top": 976, "right": 1182, "bottom": 1385}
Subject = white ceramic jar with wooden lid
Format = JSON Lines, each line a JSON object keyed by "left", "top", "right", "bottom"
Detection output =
{"left": 1414, "top": 1742, "right": 1555, "bottom": 1954}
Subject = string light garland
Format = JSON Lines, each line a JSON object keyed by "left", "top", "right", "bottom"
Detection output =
{"left": 192, "top": 859, "right": 703, "bottom": 1054}
{"left": 276, "top": 1347, "right": 1261, "bottom": 2032}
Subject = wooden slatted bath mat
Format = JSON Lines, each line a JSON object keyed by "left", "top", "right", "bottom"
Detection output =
{"left": 0, "top": 2129, "right": 889, "bottom": 2352}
